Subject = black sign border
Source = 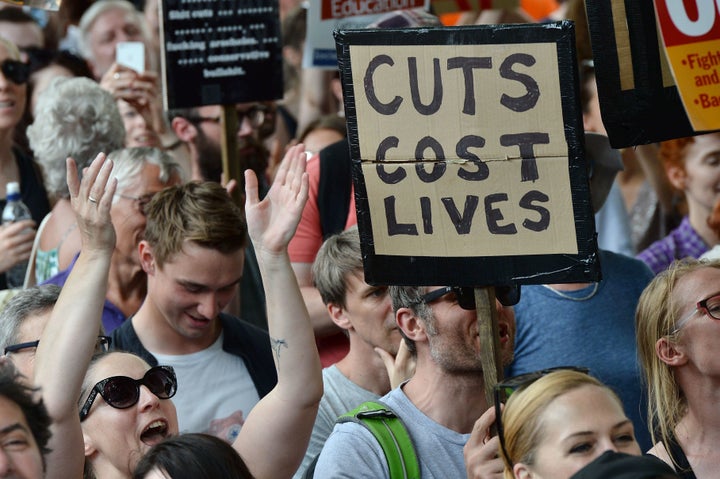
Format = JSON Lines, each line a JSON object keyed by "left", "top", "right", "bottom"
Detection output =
{"left": 335, "top": 21, "right": 600, "bottom": 287}
{"left": 586, "top": 0, "right": 719, "bottom": 148}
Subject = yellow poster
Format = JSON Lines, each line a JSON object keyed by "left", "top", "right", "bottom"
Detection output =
{"left": 654, "top": 0, "right": 720, "bottom": 131}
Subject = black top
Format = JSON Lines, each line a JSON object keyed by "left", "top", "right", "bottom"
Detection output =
{"left": 665, "top": 433, "right": 697, "bottom": 479}
{"left": 317, "top": 138, "right": 352, "bottom": 240}
{"left": 0, "top": 148, "right": 51, "bottom": 289}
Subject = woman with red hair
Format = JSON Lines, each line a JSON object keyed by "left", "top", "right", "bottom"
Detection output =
{"left": 637, "top": 133, "right": 720, "bottom": 274}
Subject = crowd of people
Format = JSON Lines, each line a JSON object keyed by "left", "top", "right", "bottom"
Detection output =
{"left": 0, "top": 0, "right": 715, "bottom": 478}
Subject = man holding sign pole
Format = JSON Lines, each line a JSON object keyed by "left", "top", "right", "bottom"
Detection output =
{"left": 313, "top": 285, "right": 515, "bottom": 478}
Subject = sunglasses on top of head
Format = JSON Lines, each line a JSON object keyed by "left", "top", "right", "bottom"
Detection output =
{"left": 493, "top": 366, "right": 590, "bottom": 466}
{"left": 79, "top": 365, "right": 177, "bottom": 421}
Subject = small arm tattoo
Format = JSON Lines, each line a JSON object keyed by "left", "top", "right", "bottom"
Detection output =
{"left": 270, "top": 336, "right": 288, "bottom": 361}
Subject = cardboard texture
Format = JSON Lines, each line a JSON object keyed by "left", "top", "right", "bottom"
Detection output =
{"left": 430, "top": 0, "right": 518, "bottom": 15}
{"left": 653, "top": 0, "right": 720, "bottom": 132}
{"left": 585, "top": 0, "right": 720, "bottom": 148}
{"left": 335, "top": 22, "right": 599, "bottom": 287}
{"left": 159, "top": 0, "right": 283, "bottom": 109}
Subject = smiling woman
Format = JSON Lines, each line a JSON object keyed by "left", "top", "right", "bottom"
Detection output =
{"left": 0, "top": 38, "right": 50, "bottom": 291}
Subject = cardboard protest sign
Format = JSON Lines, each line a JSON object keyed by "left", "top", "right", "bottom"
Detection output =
{"left": 653, "top": 0, "right": 720, "bottom": 132}
{"left": 335, "top": 22, "right": 599, "bottom": 287}
{"left": 585, "top": 0, "right": 720, "bottom": 148}
{"left": 304, "top": 0, "right": 428, "bottom": 69}
{"left": 159, "top": 0, "right": 283, "bottom": 109}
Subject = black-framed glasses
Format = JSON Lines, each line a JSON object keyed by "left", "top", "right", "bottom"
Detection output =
{"left": 415, "top": 285, "right": 521, "bottom": 310}
{"left": 116, "top": 193, "right": 155, "bottom": 215}
{"left": 494, "top": 366, "right": 590, "bottom": 466}
{"left": 673, "top": 292, "right": 720, "bottom": 333}
{"left": 186, "top": 104, "right": 269, "bottom": 130}
{"left": 79, "top": 365, "right": 177, "bottom": 421}
{"left": 4, "top": 335, "right": 111, "bottom": 356}
{"left": 1, "top": 59, "right": 29, "bottom": 85}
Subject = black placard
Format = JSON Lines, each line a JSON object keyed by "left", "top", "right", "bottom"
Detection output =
{"left": 160, "top": 0, "right": 283, "bottom": 109}
{"left": 585, "top": 0, "right": 719, "bottom": 148}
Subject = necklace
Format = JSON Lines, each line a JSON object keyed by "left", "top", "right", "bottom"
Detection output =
{"left": 541, "top": 282, "right": 600, "bottom": 301}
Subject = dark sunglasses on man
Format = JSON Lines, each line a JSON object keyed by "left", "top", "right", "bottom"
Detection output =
{"left": 493, "top": 366, "right": 591, "bottom": 465}
{"left": 79, "top": 365, "right": 177, "bottom": 421}
{"left": 417, "top": 284, "right": 521, "bottom": 309}
{"left": 1, "top": 59, "right": 30, "bottom": 85}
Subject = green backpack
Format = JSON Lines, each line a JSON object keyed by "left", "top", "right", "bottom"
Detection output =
{"left": 304, "top": 400, "right": 420, "bottom": 479}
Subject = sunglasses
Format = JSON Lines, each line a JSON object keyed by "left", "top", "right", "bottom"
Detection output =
{"left": 417, "top": 284, "right": 521, "bottom": 310}
{"left": 79, "top": 365, "right": 177, "bottom": 421}
{"left": 673, "top": 291, "right": 720, "bottom": 333}
{"left": 1, "top": 59, "right": 29, "bottom": 85}
{"left": 494, "top": 366, "right": 590, "bottom": 465}
{"left": 4, "top": 336, "right": 111, "bottom": 355}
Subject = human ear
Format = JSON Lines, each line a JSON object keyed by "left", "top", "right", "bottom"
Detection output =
{"left": 665, "top": 164, "right": 686, "bottom": 191}
{"left": 514, "top": 462, "right": 534, "bottom": 479}
{"left": 396, "top": 308, "right": 427, "bottom": 344}
{"left": 83, "top": 429, "right": 97, "bottom": 458}
{"left": 328, "top": 303, "right": 352, "bottom": 331}
{"left": 138, "top": 240, "right": 156, "bottom": 275}
{"left": 656, "top": 336, "right": 688, "bottom": 367}
{"left": 171, "top": 116, "right": 197, "bottom": 144}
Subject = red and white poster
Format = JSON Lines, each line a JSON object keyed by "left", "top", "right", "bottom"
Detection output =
{"left": 654, "top": 0, "right": 720, "bottom": 131}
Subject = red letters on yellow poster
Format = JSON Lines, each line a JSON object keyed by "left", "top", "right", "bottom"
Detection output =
{"left": 654, "top": 0, "right": 720, "bottom": 131}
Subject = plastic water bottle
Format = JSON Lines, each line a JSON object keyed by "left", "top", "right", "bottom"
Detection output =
{"left": 2, "top": 182, "right": 32, "bottom": 288}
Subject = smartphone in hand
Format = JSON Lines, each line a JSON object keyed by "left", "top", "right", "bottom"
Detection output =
{"left": 116, "top": 41, "right": 145, "bottom": 74}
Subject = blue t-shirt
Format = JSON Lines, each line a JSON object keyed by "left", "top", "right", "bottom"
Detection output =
{"left": 508, "top": 249, "right": 654, "bottom": 451}
{"left": 314, "top": 386, "right": 469, "bottom": 478}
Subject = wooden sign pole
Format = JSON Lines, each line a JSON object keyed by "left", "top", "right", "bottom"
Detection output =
{"left": 221, "top": 105, "right": 243, "bottom": 207}
{"left": 475, "top": 287, "right": 503, "bottom": 408}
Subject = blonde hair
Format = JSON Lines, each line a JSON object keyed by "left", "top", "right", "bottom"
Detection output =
{"left": 500, "top": 370, "right": 615, "bottom": 478}
{"left": 635, "top": 258, "right": 720, "bottom": 450}
{"left": 143, "top": 181, "right": 246, "bottom": 268}
{"left": 0, "top": 38, "right": 20, "bottom": 60}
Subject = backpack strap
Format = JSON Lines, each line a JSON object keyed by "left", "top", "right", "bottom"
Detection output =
{"left": 337, "top": 400, "right": 420, "bottom": 479}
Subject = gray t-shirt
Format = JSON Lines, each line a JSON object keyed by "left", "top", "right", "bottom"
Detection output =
{"left": 313, "top": 386, "right": 470, "bottom": 478}
{"left": 293, "top": 365, "right": 380, "bottom": 479}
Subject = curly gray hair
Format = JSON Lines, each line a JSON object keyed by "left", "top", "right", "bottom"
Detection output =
{"left": 27, "top": 77, "right": 125, "bottom": 200}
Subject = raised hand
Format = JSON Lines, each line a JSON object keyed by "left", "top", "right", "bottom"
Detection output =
{"left": 245, "top": 143, "right": 309, "bottom": 256}
{"left": 67, "top": 153, "right": 117, "bottom": 254}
